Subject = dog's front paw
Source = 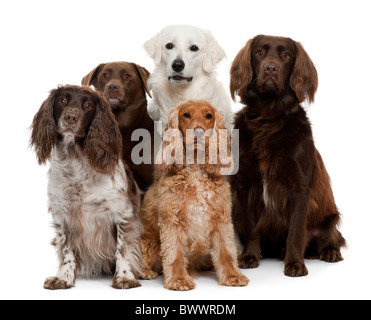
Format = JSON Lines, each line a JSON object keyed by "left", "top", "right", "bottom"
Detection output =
{"left": 284, "top": 262, "right": 308, "bottom": 277}
{"left": 140, "top": 269, "right": 158, "bottom": 280}
{"left": 320, "top": 248, "right": 343, "bottom": 263}
{"left": 44, "top": 276, "right": 72, "bottom": 290}
{"left": 238, "top": 254, "right": 260, "bottom": 269}
{"left": 165, "top": 278, "right": 196, "bottom": 291}
{"left": 220, "top": 274, "right": 249, "bottom": 287}
{"left": 112, "top": 277, "right": 141, "bottom": 289}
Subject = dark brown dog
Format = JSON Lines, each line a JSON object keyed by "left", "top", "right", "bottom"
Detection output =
{"left": 230, "top": 35, "right": 346, "bottom": 277}
{"left": 82, "top": 62, "right": 155, "bottom": 190}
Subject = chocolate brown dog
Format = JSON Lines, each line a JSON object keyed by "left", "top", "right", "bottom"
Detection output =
{"left": 230, "top": 35, "right": 346, "bottom": 277}
{"left": 82, "top": 62, "right": 155, "bottom": 190}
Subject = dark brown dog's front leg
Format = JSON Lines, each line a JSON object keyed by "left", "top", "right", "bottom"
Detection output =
{"left": 284, "top": 191, "right": 310, "bottom": 277}
{"left": 235, "top": 189, "right": 262, "bottom": 269}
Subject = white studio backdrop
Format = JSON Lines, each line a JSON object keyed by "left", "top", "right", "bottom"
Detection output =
{"left": 0, "top": 0, "right": 370, "bottom": 300}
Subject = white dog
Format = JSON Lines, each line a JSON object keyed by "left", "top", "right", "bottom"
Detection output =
{"left": 144, "top": 25, "right": 233, "bottom": 133}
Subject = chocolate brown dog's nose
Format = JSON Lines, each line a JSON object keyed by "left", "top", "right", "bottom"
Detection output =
{"left": 264, "top": 63, "right": 278, "bottom": 75}
{"left": 108, "top": 83, "right": 119, "bottom": 91}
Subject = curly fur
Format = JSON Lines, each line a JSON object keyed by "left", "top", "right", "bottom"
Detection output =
{"left": 140, "top": 101, "right": 248, "bottom": 290}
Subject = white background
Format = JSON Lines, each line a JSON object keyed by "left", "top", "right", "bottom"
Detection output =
{"left": 0, "top": 0, "right": 370, "bottom": 300}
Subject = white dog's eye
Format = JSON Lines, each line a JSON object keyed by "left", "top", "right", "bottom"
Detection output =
{"left": 166, "top": 43, "right": 174, "bottom": 50}
{"left": 190, "top": 45, "right": 199, "bottom": 52}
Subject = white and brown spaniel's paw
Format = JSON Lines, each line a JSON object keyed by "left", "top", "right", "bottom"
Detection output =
{"left": 43, "top": 276, "right": 73, "bottom": 290}
{"left": 112, "top": 276, "right": 141, "bottom": 290}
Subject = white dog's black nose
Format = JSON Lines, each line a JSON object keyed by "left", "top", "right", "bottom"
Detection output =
{"left": 172, "top": 59, "right": 185, "bottom": 72}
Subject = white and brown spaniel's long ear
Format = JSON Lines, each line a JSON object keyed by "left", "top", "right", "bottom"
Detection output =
{"left": 203, "top": 30, "right": 226, "bottom": 73}
{"left": 131, "top": 63, "right": 152, "bottom": 98}
{"left": 290, "top": 41, "right": 318, "bottom": 103}
{"left": 230, "top": 37, "right": 259, "bottom": 101}
{"left": 83, "top": 94, "right": 122, "bottom": 175}
{"left": 30, "top": 89, "right": 58, "bottom": 165}
{"left": 144, "top": 31, "right": 162, "bottom": 66}
{"left": 157, "top": 107, "right": 184, "bottom": 173}
{"left": 81, "top": 63, "right": 106, "bottom": 89}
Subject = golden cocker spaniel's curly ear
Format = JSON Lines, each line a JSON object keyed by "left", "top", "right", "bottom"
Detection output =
{"left": 290, "top": 41, "right": 318, "bottom": 103}
{"left": 204, "top": 110, "right": 233, "bottom": 176}
{"left": 157, "top": 107, "right": 185, "bottom": 173}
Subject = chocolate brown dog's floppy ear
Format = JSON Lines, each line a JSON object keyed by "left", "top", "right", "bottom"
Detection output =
{"left": 30, "top": 89, "right": 58, "bottom": 164}
{"left": 230, "top": 37, "right": 256, "bottom": 101}
{"left": 131, "top": 63, "right": 152, "bottom": 98}
{"left": 81, "top": 63, "right": 106, "bottom": 89}
{"left": 84, "top": 94, "right": 122, "bottom": 175}
{"left": 290, "top": 42, "right": 318, "bottom": 103}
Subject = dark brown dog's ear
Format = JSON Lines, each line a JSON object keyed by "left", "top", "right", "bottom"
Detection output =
{"left": 30, "top": 89, "right": 58, "bottom": 164}
{"left": 83, "top": 94, "right": 122, "bottom": 174}
{"left": 131, "top": 63, "right": 152, "bottom": 98}
{"left": 290, "top": 42, "right": 318, "bottom": 103}
{"left": 230, "top": 38, "right": 256, "bottom": 101}
{"left": 81, "top": 63, "right": 106, "bottom": 88}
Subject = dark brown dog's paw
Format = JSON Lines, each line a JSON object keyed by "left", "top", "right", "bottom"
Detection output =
{"left": 44, "top": 277, "right": 72, "bottom": 290}
{"left": 238, "top": 254, "right": 260, "bottom": 269}
{"left": 320, "top": 249, "right": 343, "bottom": 263}
{"left": 112, "top": 277, "right": 141, "bottom": 289}
{"left": 284, "top": 262, "right": 308, "bottom": 277}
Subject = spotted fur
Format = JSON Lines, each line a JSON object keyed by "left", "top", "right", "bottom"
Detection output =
{"left": 30, "top": 85, "right": 143, "bottom": 289}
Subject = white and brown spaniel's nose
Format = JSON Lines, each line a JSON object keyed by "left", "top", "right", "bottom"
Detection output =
{"left": 64, "top": 111, "right": 79, "bottom": 124}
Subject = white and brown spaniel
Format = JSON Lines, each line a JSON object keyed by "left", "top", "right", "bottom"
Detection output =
{"left": 30, "top": 85, "right": 143, "bottom": 289}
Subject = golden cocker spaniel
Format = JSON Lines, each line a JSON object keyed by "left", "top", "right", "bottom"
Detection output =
{"left": 140, "top": 100, "right": 248, "bottom": 290}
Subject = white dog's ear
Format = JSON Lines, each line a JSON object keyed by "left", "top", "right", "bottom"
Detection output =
{"left": 203, "top": 31, "right": 226, "bottom": 73}
{"left": 144, "top": 32, "right": 162, "bottom": 65}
